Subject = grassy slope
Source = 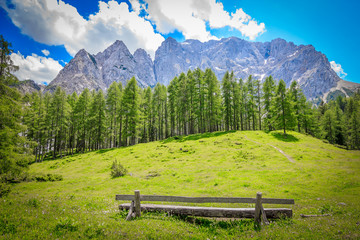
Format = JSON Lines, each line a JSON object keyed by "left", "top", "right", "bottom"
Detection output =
{"left": 1, "top": 131, "right": 360, "bottom": 239}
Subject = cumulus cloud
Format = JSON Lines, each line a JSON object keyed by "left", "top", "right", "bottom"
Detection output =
{"left": 41, "top": 49, "right": 50, "bottom": 56}
{"left": 330, "top": 61, "right": 347, "bottom": 78}
{"left": 1, "top": 0, "right": 265, "bottom": 60}
{"left": 10, "top": 52, "right": 63, "bottom": 84}
{"left": 1, "top": 0, "right": 164, "bottom": 58}
{"left": 144, "top": 0, "right": 265, "bottom": 41}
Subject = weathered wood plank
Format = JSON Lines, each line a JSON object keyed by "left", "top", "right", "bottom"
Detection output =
{"left": 115, "top": 195, "right": 294, "bottom": 204}
{"left": 134, "top": 190, "right": 141, "bottom": 217}
{"left": 119, "top": 203, "right": 292, "bottom": 219}
{"left": 254, "top": 192, "right": 262, "bottom": 224}
{"left": 125, "top": 200, "right": 135, "bottom": 221}
{"left": 260, "top": 203, "right": 270, "bottom": 225}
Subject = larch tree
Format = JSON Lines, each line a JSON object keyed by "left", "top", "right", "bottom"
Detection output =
{"left": 122, "top": 77, "right": 139, "bottom": 146}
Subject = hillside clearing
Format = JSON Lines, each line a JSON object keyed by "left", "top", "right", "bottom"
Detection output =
{"left": 1, "top": 130, "right": 360, "bottom": 239}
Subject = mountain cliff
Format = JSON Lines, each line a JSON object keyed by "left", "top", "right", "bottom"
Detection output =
{"left": 46, "top": 37, "right": 359, "bottom": 100}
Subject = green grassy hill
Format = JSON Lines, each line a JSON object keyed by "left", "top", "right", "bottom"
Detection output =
{"left": 1, "top": 131, "right": 360, "bottom": 239}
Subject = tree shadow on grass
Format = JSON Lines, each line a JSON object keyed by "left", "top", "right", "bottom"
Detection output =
{"left": 270, "top": 132, "right": 299, "bottom": 142}
{"left": 173, "top": 215, "right": 254, "bottom": 231}
{"left": 162, "top": 130, "right": 235, "bottom": 143}
{"left": 96, "top": 148, "right": 117, "bottom": 154}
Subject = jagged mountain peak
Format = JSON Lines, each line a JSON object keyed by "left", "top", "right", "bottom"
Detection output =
{"left": 134, "top": 48, "right": 149, "bottom": 58}
{"left": 47, "top": 37, "right": 360, "bottom": 99}
{"left": 74, "top": 48, "right": 90, "bottom": 58}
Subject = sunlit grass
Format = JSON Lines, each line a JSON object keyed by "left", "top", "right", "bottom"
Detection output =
{"left": 1, "top": 130, "right": 360, "bottom": 239}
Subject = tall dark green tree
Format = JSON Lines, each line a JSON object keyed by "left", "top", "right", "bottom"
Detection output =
{"left": 106, "top": 82, "right": 121, "bottom": 147}
{"left": 273, "top": 80, "right": 294, "bottom": 135}
{"left": 89, "top": 90, "right": 106, "bottom": 150}
{"left": 75, "top": 88, "right": 91, "bottom": 153}
{"left": 263, "top": 76, "right": 276, "bottom": 131}
{"left": 222, "top": 71, "right": 232, "bottom": 131}
{"left": 122, "top": 77, "right": 139, "bottom": 146}
{"left": 205, "top": 68, "right": 222, "bottom": 132}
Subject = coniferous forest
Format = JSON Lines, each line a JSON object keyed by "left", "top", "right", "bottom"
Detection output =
{"left": 1, "top": 36, "right": 360, "bottom": 181}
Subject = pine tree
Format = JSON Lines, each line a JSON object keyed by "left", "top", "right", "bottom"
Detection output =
{"left": 290, "top": 80, "right": 303, "bottom": 132}
{"left": 321, "top": 109, "right": 337, "bottom": 144}
{"left": 67, "top": 92, "right": 78, "bottom": 155}
{"left": 122, "top": 77, "right": 139, "bottom": 146}
{"left": 187, "top": 70, "right": 197, "bottom": 134}
{"left": 205, "top": 68, "right": 222, "bottom": 132}
{"left": 50, "top": 87, "right": 69, "bottom": 158}
{"left": 247, "top": 75, "right": 256, "bottom": 130}
{"left": 0, "top": 35, "right": 19, "bottom": 78}
{"left": 0, "top": 46, "right": 32, "bottom": 177}
{"left": 239, "top": 78, "right": 247, "bottom": 130}
{"left": 273, "top": 79, "right": 294, "bottom": 135}
{"left": 263, "top": 76, "right": 276, "bottom": 131}
{"left": 168, "top": 77, "right": 178, "bottom": 136}
{"left": 255, "top": 79, "right": 262, "bottom": 130}
{"left": 141, "top": 87, "right": 152, "bottom": 142}
{"left": 106, "top": 82, "right": 121, "bottom": 147}
{"left": 193, "top": 68, "right": 206, "bottom": 133}
{"left": 75, "top": 88, "right": 91, "bottom": 153}
{"left": 229, "top": 71, "right": 240, "bottom": 130}
{"left": 89, "top": 90, "right": 106, "bottom": 150}
{"left": 222, "top": 71, "right": 232, "bottom": 131}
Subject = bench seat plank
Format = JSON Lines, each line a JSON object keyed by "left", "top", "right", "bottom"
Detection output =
{"left": 119, "top": 203, "right": 292, "bottom": 219}
{"left": 115, "top": 195, "right": 295, "bottom": 204}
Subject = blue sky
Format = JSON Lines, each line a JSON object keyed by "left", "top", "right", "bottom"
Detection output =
{"left": 0, "top": 0, "right": 359, "bottom": 84}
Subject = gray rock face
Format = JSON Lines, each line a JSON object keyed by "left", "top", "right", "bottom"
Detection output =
{"left": 154, "top": 37, "right": 349, "bottom": 99}
{"left": 47, "top": 49, "right": 105, "bottom": 94}
{"left": 47, "top": 37, "right": 359, "bottom": 99}
{"left": 134, "top": 48, "right": 156, "bottom": 88}
{"left": 46, "top": 41, "right": 156, "bottom": 94}
{"left": 11, "top": 79, "right": 45, "bottom": 95}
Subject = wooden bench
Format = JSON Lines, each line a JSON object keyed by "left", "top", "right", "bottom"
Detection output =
{"left": 116, "top": 190, "right": 294, "bottom": 225}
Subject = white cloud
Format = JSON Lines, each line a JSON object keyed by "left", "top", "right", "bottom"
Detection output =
{"left": 330, "top": 61, "right": 347, "bottom": 78}
{"left": 143, "top": 0, "right": 265, "bottom": 41}
{"left": 129, "top": 0, "right": 143, "bottom": 15}
{"left": 10, "top": 52, "right": 63, "bottom": 84}
{"left": 41, "top": 49, "right": 50, "bottom": 56}
{"left": 1, "top": 0, "right": 164, "bottom": 58}
{"left": 1, "top": 0, "right": 265, "bottom": 60}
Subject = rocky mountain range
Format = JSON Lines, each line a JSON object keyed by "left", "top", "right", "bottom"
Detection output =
{"left": 45, "top": 37, "right": 359, "bottom": 100}
{"left": 11, "top": 79, "right": 45, "bottom": 95}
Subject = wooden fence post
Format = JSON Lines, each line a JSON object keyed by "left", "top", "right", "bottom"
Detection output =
{"left": 135, "top": 190, "right": 141, "bottom": 217}
{"left": 254, "top": 192, "right": 262, "bottom": 226}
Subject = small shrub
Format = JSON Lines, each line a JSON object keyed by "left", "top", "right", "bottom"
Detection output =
{"left": 54, "top": 217, "right": 78, "bottom": 234}
{"left": 111, "top": 160, "right": 127, "bottom": 178}
{"left": 27, "top": 198, "right": 40, "bottom": 208}
{"left": 1, "top": 171, "right": 30, "bottom": 183}
{"left": 33, "top": 173, "right": 63, "bottom": 182}
{"left": 0, "top": 219, "right": 17, "bottom": 234}
{"left": 0, "top": 182, "right": 11, "bottom": 197}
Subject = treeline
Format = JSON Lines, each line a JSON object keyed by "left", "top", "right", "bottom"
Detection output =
{"left": 22, "top": 68, "right": 360, "bottom": 162}
{"left": 318, "top": 93, "right": 360, "bottom": 148}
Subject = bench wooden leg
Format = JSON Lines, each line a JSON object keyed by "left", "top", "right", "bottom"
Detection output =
{"left": 254, "top": 192, "right": 262, "bottom": 225}
{"left": 135, "top": 190, "right": 141, "bottom": 217}
{"left": 260, "top": 204, "right": 270, "bottom": 225}
{"left": 125, "top": 200, "right": 135, "bottom": 221}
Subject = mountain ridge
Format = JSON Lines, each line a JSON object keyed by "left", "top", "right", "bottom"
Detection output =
{"left": 45, "top": 37, "right": 359, "bottom": 100}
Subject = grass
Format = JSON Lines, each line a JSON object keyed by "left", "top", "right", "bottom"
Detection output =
{"left": 1, "top": 130, "right": 360, "bottom": 239}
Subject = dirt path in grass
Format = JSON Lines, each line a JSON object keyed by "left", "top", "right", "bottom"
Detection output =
{"left": 243, "top": 135, "right": 295, "bottom": 163}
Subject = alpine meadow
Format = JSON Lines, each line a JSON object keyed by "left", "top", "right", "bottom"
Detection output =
{"left": 1, "top": 0, "right": 360, "bottom": 239}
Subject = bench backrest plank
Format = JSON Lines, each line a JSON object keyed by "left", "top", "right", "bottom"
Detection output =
{"left": 115, "top": 194, "right": 294, "bottom": 204}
